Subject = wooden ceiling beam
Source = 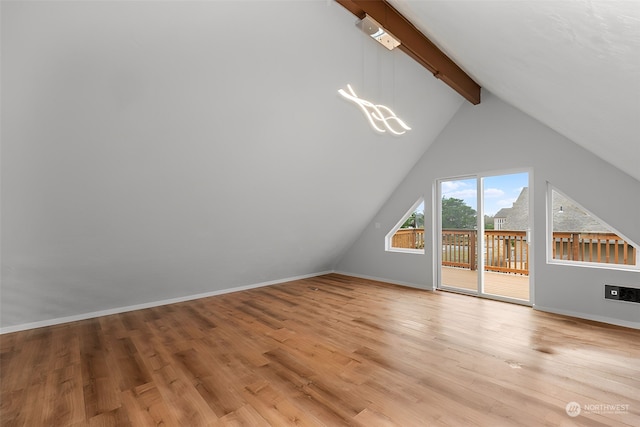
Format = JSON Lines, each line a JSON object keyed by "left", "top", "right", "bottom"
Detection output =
{"left": 336, "top": 0, "right": 481, "bottom": 105}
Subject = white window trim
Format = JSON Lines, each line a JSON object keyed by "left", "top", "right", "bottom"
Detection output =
{"left": 385, "top": 197, "right": 425, "bottom": 254}
{"left": 546, "top": 183, "right": 640, "bottom": 271}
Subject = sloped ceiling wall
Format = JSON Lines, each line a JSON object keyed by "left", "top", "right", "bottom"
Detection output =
{"left": 389, "top": 0, "right": 640, "bottom": 182}
{"left": 1, "top": 1, "right": 463, "bottom": 327}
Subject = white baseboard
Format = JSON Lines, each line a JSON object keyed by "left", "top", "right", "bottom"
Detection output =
{"left": 6, "top": 271, "right": 635, "bottom": 333}
{"left": 333, "top": 270, "right": 434, "bottom": 291}
{"left": 533, "top": 304, "right": 640, "bottom": 330}
{"left": 0, "top": 271, "right": 333, "bottom": 335}
{"left": 337, "top": 273, "right": 639, "bottom": 329}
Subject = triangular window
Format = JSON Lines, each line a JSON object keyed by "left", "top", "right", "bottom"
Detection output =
{"left": 548, "top": 185, "right": 637, "bottom": 269}
{"left": 386, "top": 198, "right": 425, "bottom": 253}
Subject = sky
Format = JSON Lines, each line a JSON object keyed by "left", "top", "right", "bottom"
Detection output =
{"left": 440, "top": 172, "right": 529, "bottom": 216}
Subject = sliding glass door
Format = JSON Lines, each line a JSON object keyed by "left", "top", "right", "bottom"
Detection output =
{"left": 440, "top": 177, "right": 479, "bottom": 294}
{"left": 438, "top": 172, "right": 531, "bottom": 304}
{"left": 481, "top": 173, "right": 530, "bottom": 301}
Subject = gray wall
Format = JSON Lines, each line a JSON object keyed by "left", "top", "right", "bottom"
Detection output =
{"left": 3, "top": 1, "right": 637, "bottom": 332}
{"left": 1, "top": 1, "right": 463, "bottom": 330}
{"left": 336, "top": 93, "right": 640, "bottom": 328}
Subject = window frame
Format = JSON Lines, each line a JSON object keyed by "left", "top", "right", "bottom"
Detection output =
{"left": 385, "top": 197, "right": 426, "bottom": 254}
{"left": 546, "top": 184, "right": 639, "bottom": 271}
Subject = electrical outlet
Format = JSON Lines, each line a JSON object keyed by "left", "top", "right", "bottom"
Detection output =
{"left": 605, "top": 285, "right": 619, "bottom": 300}
{"left": 605, "top": 285, "right": 640, "bottom": 303}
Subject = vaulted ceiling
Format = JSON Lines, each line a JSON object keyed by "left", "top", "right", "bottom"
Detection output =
{"left": 1, "top": 0, "right": 638, "bottom": 327}
{"left": 388, "top": 0, "right": 640, "bottom": 182}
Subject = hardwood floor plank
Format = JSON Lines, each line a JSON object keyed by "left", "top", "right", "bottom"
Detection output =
{"left": 152, "top": 364, "right": 218, "bottom": 426}
{"left": 41, "top": 364, "right": 85, "bottom": 426}
{"left": 125, "top": 333, "right": 172, "bottom": 373}
{"left": 301, "top": 376, "right": 368, "bottom": 421}
{"left": 120, "top": 384, "right": 180, "bottom": 427}
{"left": 241, "top": 380, "right": 323, "bottom": 426}
{"left": 194, "top": 374, "right": 245, "bottom": 418}
{"left": 352, "top": 407, "right": 397, "bottom": 427}
{"left": 1, "top": 385, "right": 45, "bottom": 427}
{"left": 1, "top": 273, "right": 639, "bottom": 426}
{"left": 211, "top": 403, "right": 271, "bottom": 427}
{"left": 171, "top": 341, "right": 249, "bottom": 417}
{"left": 79, "top": 321, "right": 120, "bottom": 418}
{"left": 106, "top": 337, "right": 152, "bottom": 392}
{"left": 87, "top": 407, "right": 132, "bottom": 427}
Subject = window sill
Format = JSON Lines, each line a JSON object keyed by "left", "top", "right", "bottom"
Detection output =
{"left": 547, "top": 259, "right": 640, "bottom": 273}
{"left": 386, "top": 248, "right": 425, "bottom": 255}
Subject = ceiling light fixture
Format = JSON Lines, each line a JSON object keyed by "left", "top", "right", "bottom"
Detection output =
{"left": 338, "top": 84, "right": 411, "bottom": 135}
{"left": 357, "top": 14, "right": 400, "bottom": 51}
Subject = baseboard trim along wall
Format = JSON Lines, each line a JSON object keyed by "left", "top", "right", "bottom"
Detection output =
{"left": 333, "top": 271, "right": 433, "bottom": 291}
{"left": 5, "top": 272, "right": 636, "bottom": 334}
{"left": 336, "top": 273, "right": 639, "bottom": 329}
{"left": 0, "top": 271, "right": 333, "bottom": 335}
{"left": 533, "top": 304, "right": 640, "bottom": 330}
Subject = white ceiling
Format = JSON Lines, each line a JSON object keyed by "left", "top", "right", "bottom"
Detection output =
{"left": 389, "top": 0, "right": 640, "bottom": 182}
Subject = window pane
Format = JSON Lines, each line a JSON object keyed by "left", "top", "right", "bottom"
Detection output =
{"left": 550, "top": 188, "right": 636, "bottom": 267}
{"left": 388, "top": 200, "right": 425, "bottom": 251}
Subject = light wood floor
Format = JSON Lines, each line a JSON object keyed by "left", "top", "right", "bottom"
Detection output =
{"left": 1, "top": 274, "right": 639, "bottom": 426}
{"left": 441, "top": 267, "right": 530, "bottom": 301}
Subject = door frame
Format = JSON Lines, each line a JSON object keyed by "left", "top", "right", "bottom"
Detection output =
{"left": 434, "top": 168, "right": 534, "bottom": 306}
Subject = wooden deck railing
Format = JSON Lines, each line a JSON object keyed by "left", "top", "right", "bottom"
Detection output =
{"left": 391, "top": 228, "right": 425, "bottom": 249}
{"left": 441, "top": 229, "right": 476, "bottom": 269}
{"left": 552, "top": 232, "right": 636, "bottom": 265}
{"left": 392, "top": 228, "right": 636, "bottom": 272}
{"left": 484, "top": 230, "right": 529, "bottom": 274}
{"left": 441, "top": 229, "right": 529, "bottom": 274}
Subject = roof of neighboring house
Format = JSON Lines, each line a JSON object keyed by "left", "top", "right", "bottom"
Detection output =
{"left": 502, "top": 187, "right": 610, "bottom": 233}
{"left": 501, "top": 188, "right": 529, "bottom": 231}
{"left": 551, "top": 191, "right": 610, "bottom": 233}
{"left": 494, "top": 208, "right": 511, "bottom": 219}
